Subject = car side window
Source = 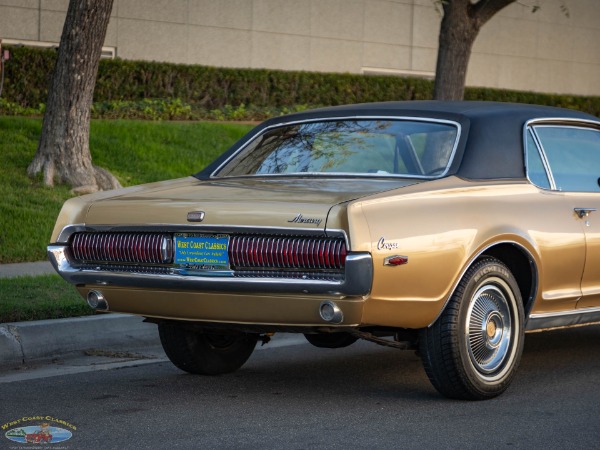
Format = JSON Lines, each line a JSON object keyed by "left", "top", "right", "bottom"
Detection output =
{"left": 525, "top": 130, "right": 551, "bottom": 189}
{"left": 533, "top": 125, "right": 600, "bottom": 192}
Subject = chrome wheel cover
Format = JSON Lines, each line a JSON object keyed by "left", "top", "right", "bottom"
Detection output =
{"left": 465, "top": 279, "right": 517, "bottom": 380}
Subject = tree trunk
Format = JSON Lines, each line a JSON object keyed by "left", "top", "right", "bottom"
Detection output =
{"left": 433, "top": 1, "right": 479, "bottom": 101}
{"left": 433, "top": 0, "right": 516, "bottom": 101}
{"left": 28, "top": 0, "right": 119, "bottom": 193}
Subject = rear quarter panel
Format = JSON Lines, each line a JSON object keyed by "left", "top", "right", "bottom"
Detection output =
{"left": 349, "top": 177, "right": 585, "bottom": 328}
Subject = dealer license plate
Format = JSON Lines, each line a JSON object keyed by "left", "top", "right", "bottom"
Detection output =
{"left": 174, "top": 234, "right": 230, "bottom": 269}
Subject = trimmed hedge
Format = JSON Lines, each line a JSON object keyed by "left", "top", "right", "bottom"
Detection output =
{"left": 3, "top": 46, "right": 600, "bottom": 117}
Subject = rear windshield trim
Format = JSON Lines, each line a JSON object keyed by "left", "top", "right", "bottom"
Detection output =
{"left": 210, "top": 115, "right": 462, "bottom": 180}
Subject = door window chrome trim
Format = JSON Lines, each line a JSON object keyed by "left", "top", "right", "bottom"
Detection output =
{"left": 524, "top": 118, "right": 600, "bottom": 192}
{"left": 525, "top": 127, "right": 556, "bottom": 190}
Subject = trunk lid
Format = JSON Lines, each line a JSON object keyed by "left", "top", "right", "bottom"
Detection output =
{"left": 84, "top": 176, "right": 418, "bottom": 231}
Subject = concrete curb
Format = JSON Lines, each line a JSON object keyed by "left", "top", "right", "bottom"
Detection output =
{"left": 0, "top": 263, "right": 308, "bottom": 373}
{"left": 0, "top": 314, "right": 160, "bottom": 370}
{"left": 0, "top": 314, "right": 308, "bottom": 372}
{"left": 0, "top": 257, "right": 308, "bottom": 370}
{"left": 0, "top": 263, "right": 161, "bottom": 370}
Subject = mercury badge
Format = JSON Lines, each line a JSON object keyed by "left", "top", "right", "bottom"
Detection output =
{"left": 187, "top": 211, "right": 205, "bottom": 222}
{"left": 287, "top": 214, "right": 322, "bottom": 227}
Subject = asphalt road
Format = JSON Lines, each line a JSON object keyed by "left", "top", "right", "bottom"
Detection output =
{"left": 1, "top": 326, "right": 599, "bottom": 449}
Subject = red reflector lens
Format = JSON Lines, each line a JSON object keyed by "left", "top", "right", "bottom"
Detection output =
{"left": 385, "top": 255, "right": 408, "bottom": 266}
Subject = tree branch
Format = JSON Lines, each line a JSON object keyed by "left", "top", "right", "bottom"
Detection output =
{"left": 470, "top": 0, "right": 517, "bottom": 26}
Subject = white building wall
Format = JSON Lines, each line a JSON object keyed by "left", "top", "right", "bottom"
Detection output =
{"left": 1, "top": 0, "right": 599, "bottom": 96}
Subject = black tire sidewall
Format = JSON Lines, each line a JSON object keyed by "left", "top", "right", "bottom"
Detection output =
{"left": 455, "top": 259, "right": 525, "bottom": 396}
{"left": 159, "top": 323, "right": 257, "bottom": 375}
{"left": 303, "top": 332, "right": 358, "bottom": 348}
{"left": 198, "top": 332, "right": 257, "bottom": 372}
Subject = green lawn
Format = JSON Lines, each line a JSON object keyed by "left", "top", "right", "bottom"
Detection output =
{"left": 0, "top": 275, "right": 92, "bottom": 322}
{"left": 0, "top": 117, "right": 253, "bottom": 263}
{"left": 0, "top": 117, "right": 252, "bottom": 322}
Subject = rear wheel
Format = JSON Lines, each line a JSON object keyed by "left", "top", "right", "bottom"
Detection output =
{"left": 158, "top": 322, "right": 257, "bottom": 375}
{"left": 304, "top": 332, "right": 358, "bottom": 348}
{"left": 419, "top": 257, "right": 525, "bottom": 400}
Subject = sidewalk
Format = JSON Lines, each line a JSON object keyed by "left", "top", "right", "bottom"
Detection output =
{"left": 0, "top": 261, "right": 305, "bottom": 373}
{"left": 0, "top": 314, "right": 161, "bottom": 370}
{"left": 0, "top": 261, "right": 160, "bottom": 371}
{"left": 0, "top": 260, "right": 55, "bottom": 278}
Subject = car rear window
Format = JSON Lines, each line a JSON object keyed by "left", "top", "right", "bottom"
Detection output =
{"left": 215, "top": 119, "right": 459, "bottom": 178}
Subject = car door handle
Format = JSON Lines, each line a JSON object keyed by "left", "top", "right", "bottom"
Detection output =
{"left": 574, "top": 208, "right": 597, "bottom": 218}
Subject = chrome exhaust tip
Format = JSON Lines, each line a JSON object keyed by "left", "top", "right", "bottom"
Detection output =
{"left": 87, "top": 290, "right": 109, "bottom": 311}
{"left": 319, "top": 300, "right": 343, "bottom": 324}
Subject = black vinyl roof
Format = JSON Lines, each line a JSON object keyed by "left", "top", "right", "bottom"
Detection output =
{"left": 198, "top": 101, "right": 599, "bottom": 180}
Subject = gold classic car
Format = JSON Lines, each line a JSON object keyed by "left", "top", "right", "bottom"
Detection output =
{"left": 49, "top": 101, "right": 600, "bottom": 400}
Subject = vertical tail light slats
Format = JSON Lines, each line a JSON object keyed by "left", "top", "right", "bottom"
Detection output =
{"left": 228, "top": 235, "right": 346, "bottom": 270}
{"left": 71, "top": 232, "right": 347, "bottom": 271}
{"left": 71, "top": 232, "right": 172, "bottom": 264}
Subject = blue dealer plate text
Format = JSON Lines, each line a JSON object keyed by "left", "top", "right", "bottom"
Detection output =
{"left": 174, "top": 234, "right": 229, "bottom": 268}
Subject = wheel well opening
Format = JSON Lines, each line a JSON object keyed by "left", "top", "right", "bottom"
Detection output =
{"left": 481, "top": 244, "right": 537, "bottom": 316}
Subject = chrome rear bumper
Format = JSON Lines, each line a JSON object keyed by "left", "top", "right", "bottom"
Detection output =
{"left": 48, "top": 245, "right": 373, "bottom": 297}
